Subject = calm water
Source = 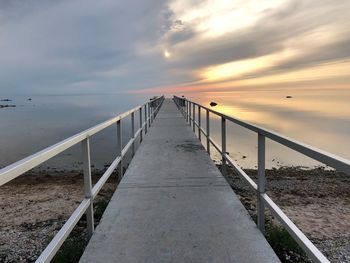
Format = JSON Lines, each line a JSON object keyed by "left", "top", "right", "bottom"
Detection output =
{"left": 1, "top": 88, "right": 349, "bottom": 170}
{"left": 184, "top": 88, "right": 350, "bottom": 169}
{"left": 0, "top": 94, "right": 150, "bottom": 170}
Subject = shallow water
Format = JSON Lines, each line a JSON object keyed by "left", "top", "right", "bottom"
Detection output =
{"left": 0, "top": 93, "right": 149, "bottom": 170}
{"left": 1, "top": 88, "right": 349, "bottom": 170}
{"left": 184, "top": 87, "right": 350, "bottom": 169}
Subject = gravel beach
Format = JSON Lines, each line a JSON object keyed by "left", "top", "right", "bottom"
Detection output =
{"left": 223, "top": 166, "right": 350, "bottom": 263}
{"left": 0, "top": 170, "right": 117, "bottom": 263}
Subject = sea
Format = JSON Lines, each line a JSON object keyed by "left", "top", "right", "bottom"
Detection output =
{"left": 1, "top": 87, "right": 349, "bottom": 170}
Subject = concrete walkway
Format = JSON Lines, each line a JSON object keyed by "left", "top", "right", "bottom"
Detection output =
{"left": 80, "top": 99, "right": 280, "bottom": 263}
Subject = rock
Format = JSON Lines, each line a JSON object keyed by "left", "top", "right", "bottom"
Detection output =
{"left": 242, "top": 155, "right": 247, "bottom": 159}
{"left": 0, "top": 104, "right": 16, "bottom": 108}
{"left": 210, "top": 102, "right": 217, "bottom": 107}
{"left": 286, "top": 96, "right": 293, "bottom": 98}
{"left": 0, "top": 99, "right": 12, "bottom": 101}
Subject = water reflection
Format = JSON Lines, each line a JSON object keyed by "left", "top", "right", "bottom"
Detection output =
{"left": 184, "top": 88, "right": 350, "bottom": 168}
{"left": 0, "top": 94, "right": 151, "bottom": 170}
{"left": 1, "top": 89, "right": 349, "bottom": 170}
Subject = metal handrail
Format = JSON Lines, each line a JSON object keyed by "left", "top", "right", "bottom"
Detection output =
{"left": 173, "top": 95, "right": 347, "bottom": 263}
{"left": 0, "top": 95, "right": 164, "bottom": 263}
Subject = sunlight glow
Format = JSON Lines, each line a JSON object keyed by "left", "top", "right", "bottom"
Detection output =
{"left": 170, "top": 0, "right": 287, "bottom": 37}
{"left": 164, "top": 50, "right": 171, "bottom": 58}
{"left": 234, "top": 60, "right": 350, "bottom": 86}
{"left": 200, "top": 49, "right": 298, "bottom": 82}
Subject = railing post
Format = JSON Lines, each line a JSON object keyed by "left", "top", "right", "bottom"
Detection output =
{"left": 206, "top": 110, "right": 210, "bottom": 155}
{"left": 82, "top": 138, "right": 94, "bottom": 238}
{"left": 221, "top": 116, "right": 226, "bottom": 175}
{"left": 139, "top": 107, "right": 143, "bottom": 143}
{"left": 116, "top": 120, "right": 123, "bottom": 180}
{"left": 131, "top": 112, "right": 135, "bottom": 157}
{"left": 192, "top": 103, "right": 195, "bottom": 132}
{"left": 151, "top": 105, "right": 153, "bottom": 123}
{"left": 144, "top": 104, "right": 147, "bottom": 134}
{"left": 257, "top": 133, "right": 266, "bottom": 234}
{"left": 186, "top": 100, "right": 189, "bottom": 122}
{"left": 148, "top": 103, "right": 151, "bottom": 128}
{"left": 198, "top": 106, "right": 201, "bottom": 141}
{"left": 189, "top": 102, "right": 192, "bottom": 126}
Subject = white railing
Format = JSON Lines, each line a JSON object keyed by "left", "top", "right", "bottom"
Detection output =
{"left": 174, "top": 96, "right": 350, "bottom": 263}
{"left": 0, "top": 95, "right": 164, "bottom": 263}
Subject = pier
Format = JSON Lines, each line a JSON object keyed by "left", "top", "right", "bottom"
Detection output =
{"left": 79, "top": 99, "right": 279, "bottom": 262}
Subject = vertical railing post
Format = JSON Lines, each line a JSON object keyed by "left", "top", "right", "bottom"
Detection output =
{"left": 189, "top": 102, "right": 192, "bottom": 126}
{"left": 144, "top": 104, "right": 147, "bottom": 134}
{"left": 117, "top": 120, "right": 123, "bottom": 180}
{"left": 198, "top": 106, "right": 201, "bottom": 141}
{"left": 131, "top": 112, "right": 135, "bottom": 157}
{"left": 82, "top": 137, "right": 94, "bottom": 238}
{"left": 257, "top": 133, "right": 266, "bottom": 234}
{"left": 139, "top": 107, "right": 143, "bottom": 143}
{"left": 192, "top": 103, "right": 195, "bottom": 132}
{"left": 206, "top": 110, "right": 210, "bottom": 155}
{"left": 221, "top": 117, "right": 226, "bottom": 175}
{"left": 186, "top": 100, "right": 189, "bottom": 122}
{"left": 148, "top": 103, "right": 151, "bottom": 128}
{"left": 151, "top": 105, "right": 153, "bottom": 123}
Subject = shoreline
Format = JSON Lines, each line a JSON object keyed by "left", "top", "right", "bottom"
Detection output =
{"left": 0, "top": 167, "right": 349, "bottom": 262}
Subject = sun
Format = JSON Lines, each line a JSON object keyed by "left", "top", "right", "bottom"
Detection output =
{"left": 164, "top": 50, "right": 171, "bottom": 58}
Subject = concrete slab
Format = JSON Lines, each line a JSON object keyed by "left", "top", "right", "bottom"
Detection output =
{"left": 80, "top": 99, "right": 280, "bottom": 263}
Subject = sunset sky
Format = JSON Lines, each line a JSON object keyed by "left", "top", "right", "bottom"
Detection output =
{"left": 1, "top": 0, "right": 350, "bottom": 94}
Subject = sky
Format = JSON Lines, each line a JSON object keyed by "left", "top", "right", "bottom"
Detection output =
{"left": 0, "top": 0, "right": 350, "bottom": 95}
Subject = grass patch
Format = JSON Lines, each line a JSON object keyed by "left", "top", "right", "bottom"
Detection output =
{"left": 49, "top": 198, "right": 110, "bottom": 263}
{"left": 51, "top": 227, "right": 87, "bottom": 263}
{"left": 264, "top": 218, "right": 310, "bottom": 263}
{"left": 94, "top": 199, "right": 109, "bottom": 222}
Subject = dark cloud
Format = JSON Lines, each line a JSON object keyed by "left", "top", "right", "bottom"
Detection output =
{"left": 0, "top": 0, "right": 173, "bottom": 94}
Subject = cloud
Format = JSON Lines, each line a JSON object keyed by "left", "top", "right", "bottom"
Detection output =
{"left": 0, "top": 0, "right": 174, "bottom": 94}
{"left": 0, "top": 0, "right": 349, "bottom": 94}
{"left": 167, "top": 0, "right": 350, "bottom": 70}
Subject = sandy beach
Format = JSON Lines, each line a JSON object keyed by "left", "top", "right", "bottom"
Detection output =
{"left": 0, "top": 167, "right": 349, "bottom": 262}
{"left": 0, "top": 170, "right": 117, "bottom": 263}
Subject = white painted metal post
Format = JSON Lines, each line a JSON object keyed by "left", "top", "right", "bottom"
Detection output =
{"left": 131, "top": 112, "right": 135, "bottom": 157}
{"left": 82, "top": 138, "right": 94, "bottom": 238}
{"left": 192, "top": 104, "right": 195, "bottom": 132}
{"left": 198, "top": 106, "right": 201, "bottom": 141}
{"left": 151, "top": 105, "right": 153, "bottom": 123}
{"left": 186, "top": 101, "right": 189, "bottom": 123}
{"left": 189, "top": 102, "right": 192, "bottom": 127}
{"left": 144, "top": 104, "right": 147, "bottom": 134}
{"left": 117, "top": 120, "right": 123, "bottom": 180}
{"left": 257, "top": 133, "right": 266, "bottom": 234}
{"left": 139, "top": 107, "right": 143, "bottom": 143}
{"left": 221, "top": 117, "right": 226, "bottom": 175}
{"left": 148, "top": 103, "right": 151, "bottom": 128}
{"left": 206, "top": 110, "right": 210, "bottom": 155}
